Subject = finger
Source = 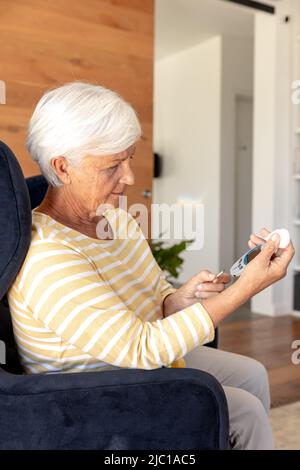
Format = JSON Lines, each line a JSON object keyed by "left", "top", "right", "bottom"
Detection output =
{"left": 196, "top": 282, "right": 225, "bottom": 293}
{"left": 250, "top": 233, "right": 265, "bottom": 246}
{"left": 213, "top": 272, "right": 231, "bottom": 284}
{"left": 248, "top": 240, "right": 256, "bottom": 249}
{"left": 259, "top": 235, "right": 280, "bottom": 264}
{"left": 259, "top": 228, "right": 271, "bottom": 238}
{"left": 195, "top": 270, "right": 216, "bottom": 282}
{"left": 276, "top": 241, "right": 295, "bottom": 265}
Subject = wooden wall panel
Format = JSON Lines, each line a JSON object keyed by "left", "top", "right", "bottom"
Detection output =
{"left": 0, "top": 0, "right": 154, "bottom": 213}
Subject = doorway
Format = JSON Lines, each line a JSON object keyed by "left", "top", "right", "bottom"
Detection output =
{"left": 234, "top": 96, "right": 253, "bottom": 261}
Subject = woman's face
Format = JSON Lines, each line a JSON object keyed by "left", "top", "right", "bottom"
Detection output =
{"left": 64, "top": 145, "right": 136, "bottom": 217}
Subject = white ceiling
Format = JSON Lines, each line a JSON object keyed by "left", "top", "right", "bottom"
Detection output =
{"left": 155, "top": 0, "right": 275, "bottom": 60}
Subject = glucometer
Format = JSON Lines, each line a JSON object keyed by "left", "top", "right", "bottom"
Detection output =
{"left": 230, "top": 245, "right": 263, "bottom": 278}
{"left": 229, "top": 228, "right": 290, "bottom": 278}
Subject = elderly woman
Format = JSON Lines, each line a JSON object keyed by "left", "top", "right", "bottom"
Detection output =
{"left": 8, "top": 82, "right": 294, "bottom": 450}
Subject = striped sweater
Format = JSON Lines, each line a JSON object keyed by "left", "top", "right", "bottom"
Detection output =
{"left": 8, "top": 207, "right": 214, "bottom": 374}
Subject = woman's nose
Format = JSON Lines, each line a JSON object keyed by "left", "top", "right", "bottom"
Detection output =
{"left": 119, "top": 161, "right": 135, "bottom": 186}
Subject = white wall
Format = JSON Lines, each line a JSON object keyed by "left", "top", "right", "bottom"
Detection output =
{"left": 252, "top": 4, "right": 293, "bottom": 316}
{"left": 154, "top": 1, "right": 295, "bottom": 316}
{"left": 153, "top": 37, "right": 222, "bottom": 282}
{"left": 273, "top": 0, "right": 293, "bottom": 315}
{"left": 251, "top": 12, "right": 277, "bottom": 315}
{"left": 153, "top": 35, "right": 253, "bottom": 283}
{"left": 219, "top": 37, "right": 254, "bottom": 271}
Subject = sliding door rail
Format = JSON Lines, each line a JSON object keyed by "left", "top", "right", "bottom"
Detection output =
{"left": 223, "top": 0, "right": 275, "bottom": 15}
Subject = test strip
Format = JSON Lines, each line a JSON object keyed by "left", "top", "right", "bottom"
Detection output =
{"left": 216, "top": 270, "right": 224, "bottom": 278}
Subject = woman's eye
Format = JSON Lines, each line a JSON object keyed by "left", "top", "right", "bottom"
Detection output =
{"left": 106, "top": 165, "right": 118, "bottom": 173}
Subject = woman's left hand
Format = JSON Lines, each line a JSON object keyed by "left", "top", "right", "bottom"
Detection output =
{"left": 163, "top": 270, "right": 231, "bottom": 317}
{"left": 180, "top": 270, "right": 231, "bottom": 302}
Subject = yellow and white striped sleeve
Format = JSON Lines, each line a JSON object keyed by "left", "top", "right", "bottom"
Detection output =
{"left": 158, "top": 271, "right": 178, "bottom": 304}
{"left": 16, "top": 242, "right": 215, "bottom": 370}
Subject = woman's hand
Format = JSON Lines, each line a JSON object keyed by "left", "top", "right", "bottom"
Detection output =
{"left": 239, "top": 231, "right": 295, "bottom": 296}
{"left": 248, "top": 227, "right": 270, "bottom": 250}
{"left": 198, "top": 232, "right": 295, "bottom": 328}
{"left": 191, "top": 270, "right": 231, "bottom": 300}
{"left": 163, "top": 270, "right": 231, "bottom": 317}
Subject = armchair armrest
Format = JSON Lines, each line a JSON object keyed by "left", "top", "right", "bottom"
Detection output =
{"left": 0, "top": 367, "right": 229, "bottom": 450}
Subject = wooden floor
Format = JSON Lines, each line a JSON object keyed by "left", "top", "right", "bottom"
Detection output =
{"left": 219, "top": 314, "right": 300, "bottom": 408}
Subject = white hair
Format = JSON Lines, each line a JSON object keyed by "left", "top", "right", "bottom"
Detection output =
{"left": 27, "top": 82, "right": 142, "bottom": 187}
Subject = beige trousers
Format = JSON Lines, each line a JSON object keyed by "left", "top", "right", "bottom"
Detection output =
{"left": 184, "top": 346, "right": 274, "bottom": 450}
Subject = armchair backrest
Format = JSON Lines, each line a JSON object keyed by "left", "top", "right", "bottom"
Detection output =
{"left": 0, "top": 141, "right": 32, "bottom": 300}
{"left": 0, "top": 141, "right": 48, "bottom": 373}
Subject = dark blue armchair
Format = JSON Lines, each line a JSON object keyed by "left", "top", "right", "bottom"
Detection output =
{"left": 0, "top": 141, "right": 229, "bottom": 450}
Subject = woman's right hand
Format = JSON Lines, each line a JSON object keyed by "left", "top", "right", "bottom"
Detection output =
{"left": 239, "top": 232, "right": 295, "bottom": 297}
{"left": 200, "top": 230, "right": 294, "bottom": 328}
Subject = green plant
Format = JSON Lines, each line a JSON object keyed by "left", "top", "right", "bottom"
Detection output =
{"left": 150, "top": 238, "right": 194, "bottom": 279}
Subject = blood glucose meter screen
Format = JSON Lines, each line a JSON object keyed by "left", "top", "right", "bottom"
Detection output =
{"left": 247, "top": 246, "right": 262, "bottom": 263}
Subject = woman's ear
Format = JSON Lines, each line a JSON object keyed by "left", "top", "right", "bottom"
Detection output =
{"left": 51, "top": 157, "right": 71, "bottom": 184}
